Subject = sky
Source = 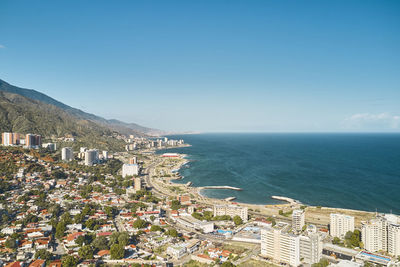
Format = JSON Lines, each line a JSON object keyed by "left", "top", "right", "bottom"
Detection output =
{"left": 0, "top": 0, "right": 399, "bottom": 132}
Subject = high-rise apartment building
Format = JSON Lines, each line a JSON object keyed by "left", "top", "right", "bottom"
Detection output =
{"left": 362, "top": 218, "right": 388, "bottom": 252}
{"left": 85, "top": 149, "right": 99, "bottom": 166}
{"left": 299, "top": 233, "right": 322, "bottom": 265}
{"left": 261, "top": 222, "right": 322, "bottom": 266}
{"left": 361, "top": 215, "right": 400, "bottom": 257}
{"left": 388, "top": 224, "right": 400, "bottom": 256}
{"left": 1, "top": 132, "right": 20, "bottom": 146}
{"left": 261, "top": 223, "right": 300, "bottom": 266}
{"left": 61, "top": 147, "right": 74, "bottom": 161}
{"left": 25, "top": 134, "right": 42, "bottom": 148}
{"left": 330, "top": 213, "right": 354, "bottom": 238}
{"left": 292, "top": 209, "right": 305, "bottom": 232}
{"left": 213, "top": 205, "right": 248, "bottom": 222}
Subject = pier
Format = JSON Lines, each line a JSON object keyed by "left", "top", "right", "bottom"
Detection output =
{"left": 271, "top": 195, "right": 301, "bottom": 205}
{"left": 200, "top": 185, "right": 242, "bottom": 191}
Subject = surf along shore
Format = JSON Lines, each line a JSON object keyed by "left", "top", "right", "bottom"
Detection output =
{"left": 142, "top": 149, "right": 376, "bottom": 228}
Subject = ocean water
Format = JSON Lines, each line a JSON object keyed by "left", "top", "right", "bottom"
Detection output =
{"left": 159, "top": 133, "right": 400, "bottom": 214}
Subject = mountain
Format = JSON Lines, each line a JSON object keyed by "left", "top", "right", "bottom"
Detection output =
{"left": 0, "top": 90, "right": 126, "bottom": 151}
{"left": 0, "top": 79, "right": 162, "bottom": 136}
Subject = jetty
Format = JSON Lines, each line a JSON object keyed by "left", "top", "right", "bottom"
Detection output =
{"left": 201, "top": 186, "right": 242, "bottom": 191}
{"left": 271, "top": 196, "right": 301, "bottom": 205}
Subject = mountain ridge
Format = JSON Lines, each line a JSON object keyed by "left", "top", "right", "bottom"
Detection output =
{"left": 0, "top": 78, "right": 163, "bottom": 136}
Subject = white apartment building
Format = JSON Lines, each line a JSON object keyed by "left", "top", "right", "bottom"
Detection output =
{"left": 388, "top": 223, "right": 400, "bottom": 256}
{"left": 85, "top": 149, "right": 99, "bottom": 166}
{"left": 213, "top": 204, "right": 248, "bottom": 222}
{"left": 299, "top": 233, "right": 322, "bottom": 265}
{"left": 102, "top": 151, "right": 108, "bottom": 160}
{"left": 361, "top": 215, "right": 400, "bottom": 257}
{"left": 61, "top": 147, "right": 73, "bottom": 161}
{"left": 261, "top": 223, "right": 300, "bottom": 267}
{"left": 361, "top": 218, "right": 387, "bottom": 252}
{"left": 1, "top": 132, "right": 20, "bottom": 146}
{"left": 122, "top": 163, "right": 139, "bottom": 178}
{"left": 292, "top": 209, "right": 305, "bottom": 232}
{"left": 330, "top": 213, "right": 354, "bottom": 238}
{"left": 167, "top": 244, "right": 187, "bottom": 259}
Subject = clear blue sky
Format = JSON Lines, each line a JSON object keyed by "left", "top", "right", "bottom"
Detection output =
{"left": 1, "top": 0, "right": 399, "bottom": 132}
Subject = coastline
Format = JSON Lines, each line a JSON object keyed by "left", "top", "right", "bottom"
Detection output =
{"left": 151, "top": 150, "right": 377, "bottom": 227}
{"left": 139, "top": 141, "right": 379, "bottom": 228}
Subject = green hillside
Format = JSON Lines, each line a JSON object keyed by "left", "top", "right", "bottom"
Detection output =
{"left": 0, "top": 91, "right": 125, "bottom": 151}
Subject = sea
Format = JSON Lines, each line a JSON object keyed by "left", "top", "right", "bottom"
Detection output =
{"left": 158, "top": 133, "right": 400, "bottom": 214}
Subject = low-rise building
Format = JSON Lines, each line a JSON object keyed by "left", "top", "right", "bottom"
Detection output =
{"left": 213, "top": 204, "right": 248, "bottom": 222}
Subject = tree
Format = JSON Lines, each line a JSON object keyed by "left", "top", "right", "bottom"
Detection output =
{"left": 221, "top": 261, "right": 236, "bottom": 267}
{"left": 78, "top": 245, "right": 94, "bottom": 259}
{"left": 118, "top": 232, "right": 130, "bottom": 246}
{"left": 109, "top": 232, "right": 120, "bottom": 246}
{"left": 312, "top": 258, "right": 329, "bottom": 267}
{"left": 62, "top": 255, "right": 78, "bottom": 267}
{"left": 150, "top": 215, "right": 155, "bottom": 222}
{"left": 55, "top": 222, "right": 66, "bottom": 239}
{"left": 75, "top": 235, "right": 86, "bottom": 247}
{"left": 85, "top": 218, "right": 97, "bottom": 230}
{"left": 344, "top": 230, "right": 361, "bottom": 248}
{"left": 61, "top": 212, "right": 72, "bottom": 224}
{"left": 332, "top": 237, "right": 341, "bottom": 245}
{"left": 105, "top": 206, "right": 118, "bottom": 218}
{"left": 5, "top": 238, "right": 17, "bottom": 249}
{"left": 150, "top": 225, "right": 162, "bottom": 232}
{"left": 92, "top": 236, "right": 109, "bottom": 251}
{"left": 170, "top": 200, "right": 181, "bottom": 210}
{"left": 132, "top": 219, "right": 147, "bottom": 229}
{"left": 110, "top": 244, "right": 125, "bottom": 259}
{"left": 233, "top": 215, "right": 243, "bottom": 226}
{"left": 74, "top": 213, "right": 84, "bottom": 224}
{"left": 166, "top": 228, "right": 178, "bottom": 237}
{"left": 35, "top": 249, "right": 53, "bottom": 260}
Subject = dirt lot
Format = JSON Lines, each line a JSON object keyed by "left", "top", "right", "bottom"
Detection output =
{"left": 305, "top": 206, "right": 375, "bottom": 227}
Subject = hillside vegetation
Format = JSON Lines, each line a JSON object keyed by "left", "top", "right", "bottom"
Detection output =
{"left": 0, "top": 91, "right": 125, "bottom": 151}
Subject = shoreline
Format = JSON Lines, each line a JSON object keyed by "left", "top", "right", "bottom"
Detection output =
{"left": 146, "top": 149, "right": 380, "bottom": 227}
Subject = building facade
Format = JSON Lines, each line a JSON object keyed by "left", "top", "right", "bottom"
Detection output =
{"left": 330, "top": 214, "right": 354, "bottom": 238}
{"left": 388, "top": 223, "right": 400, "bottom": 256}
{"left": 61, "top": 147, "right": 73, "bottom": 161}
{"left": 85, "top": 149, "right": 99, "bottom": 166}
{"left": 292, "top": 209, "right": 305, "bottom": 233}
{"left": 25, "top": 134, "right": 42, "bottom": 148}
{"left": 361, "top": 218, "right": 387, "bottom": 252}
{"left": 261, "top": 224, "right": 300, "bottom": 267}
{"left": 213, "top": 205, "right": 248, "bottom": 222}
{"left": 122, "top": 164, "right": 139, "bottom": 178}
{"left": 1, "top": 132, "right": 20, "bottom": 146}
{"left": 299, "top": 233, "right": 322, "bottom": 265}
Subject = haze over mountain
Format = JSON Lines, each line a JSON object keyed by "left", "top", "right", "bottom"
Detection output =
{"left": 0, "top": 79, "right": 163, "bottom": 139}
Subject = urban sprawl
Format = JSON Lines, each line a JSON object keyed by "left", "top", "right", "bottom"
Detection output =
{"left": 0, "top": 132, "right": 399, "bottom": 267}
